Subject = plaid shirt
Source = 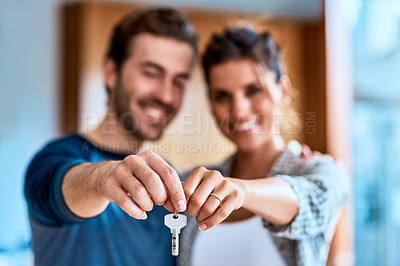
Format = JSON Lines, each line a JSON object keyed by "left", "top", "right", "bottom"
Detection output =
{"left": 178, "top": 141, "right": 351, "bottom": 266}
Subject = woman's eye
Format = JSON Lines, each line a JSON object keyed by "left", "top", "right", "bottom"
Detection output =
{"left": 213, "top": 92, "right": 230, "bottom": 102}
{"left": 246, "top": 86, "right": 262, "bottom": 96}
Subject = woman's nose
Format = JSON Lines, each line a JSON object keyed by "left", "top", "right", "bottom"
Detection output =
{"left": 231, "top": 97, "right": 250, "bottom": 121}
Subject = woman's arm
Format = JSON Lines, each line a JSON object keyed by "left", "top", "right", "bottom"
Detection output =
{"left": 182, "top": 167, "right": 298, "bottom": 230}
{"left": 230, "top": 177, "right": 298, "bottom": 226}
{"left": 183, "top": 157, "right": 351, "bottom": 237}
{"left": 262, "top": 158, "right": 351, "bottom": 239}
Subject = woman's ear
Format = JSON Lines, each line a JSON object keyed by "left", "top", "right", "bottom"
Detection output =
{"left": 279, "top": 74, "right": 292, "bottom": 106}
{"left": 103, "top": 58, "right": 118, "bottom": 92}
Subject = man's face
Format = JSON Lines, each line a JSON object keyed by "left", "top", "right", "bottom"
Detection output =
{"left": 110, "top": 33, "right": 194, "bottom": 141}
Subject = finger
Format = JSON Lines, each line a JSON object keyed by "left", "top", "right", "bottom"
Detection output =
{"left": 199, "top": 195, "right": 237, "bottom": 231}
{"left": 312, "top": 151, "right": 322, "bottom": 157}
{"left": 163, "top": 197, "right": 175, "bottom": 213}
{"left": 162, "top": 182, "right": 176, "bottom": 212}
{"left": 336, "top": 158, "right": 344, "bottom": 165}
{"left": 300, "top": 144, "right": 312, "bottom": 159}
{"left": 142, "top": 152, "right": 186, "bottom": 212}
{"left": 186, "top": 171, "right": 220, "bottom": 216}
{"left": 196, "top": 191, "right": 225, "bottom": 223}
{"left": 110, "top": 187, "right": 147, "bottom": 220}
{"left": 123, "top": 155, "right": 168, "bottom": 206}
{"left": 118, "top": 170, "right": 154, "bottom": 212}
{"left": 182, "top": 166, "right": 207, "bottom": 203}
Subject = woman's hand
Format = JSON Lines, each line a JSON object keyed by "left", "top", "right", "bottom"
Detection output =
{"left": 183, "top": 166, "right": 246, "bottom": 230}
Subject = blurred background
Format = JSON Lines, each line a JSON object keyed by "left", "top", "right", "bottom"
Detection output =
{"left": 1, "top": 0, "right": 399, "bottom": 265}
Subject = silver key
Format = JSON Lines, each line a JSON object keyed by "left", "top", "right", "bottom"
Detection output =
{"left": 164, "top": 210, "right": 187, "bottom": 256}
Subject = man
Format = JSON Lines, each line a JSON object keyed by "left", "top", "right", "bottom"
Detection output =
{"left": 25, "top": 7, "right": 198, "bottom": 266}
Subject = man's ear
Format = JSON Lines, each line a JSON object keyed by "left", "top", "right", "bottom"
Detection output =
{"left": 103, "top": 58, "right": 118, "bottom": 92}
{"left": 279, "top": 74, "right": 292, "bottom": 106}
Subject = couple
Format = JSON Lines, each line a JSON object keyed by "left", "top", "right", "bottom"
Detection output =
{"left": 25, "top": 6, "right": 350, "bottom": 266}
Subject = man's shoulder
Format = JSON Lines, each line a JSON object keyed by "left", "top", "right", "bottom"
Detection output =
{"left": 46, "top": 133, "right": 83, "bottom": 145}
{"left": 36, "top": 133, "right": 92, "bottom": 158}
{"left": 25, "top": 134, "right": 92, "bottom": 188}
{"left": 43, "top": 133, "right": 86, "bottom": 149}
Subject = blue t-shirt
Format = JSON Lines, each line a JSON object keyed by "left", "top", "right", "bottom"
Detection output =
{"left": 25, "top": 134, "right": 175, "bottom": 266}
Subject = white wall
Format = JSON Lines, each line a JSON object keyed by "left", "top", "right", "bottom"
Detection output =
{"left": 0, "top": 0, "right": 60, "bottom": 260}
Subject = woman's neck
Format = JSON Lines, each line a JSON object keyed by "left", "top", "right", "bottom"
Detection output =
{"left": 230, "top": 137, "right": 285, "bottom": 179}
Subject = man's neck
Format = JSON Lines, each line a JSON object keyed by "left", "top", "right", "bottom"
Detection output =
{"left": 85, "top": 112, "right": 144, "bottom": 155}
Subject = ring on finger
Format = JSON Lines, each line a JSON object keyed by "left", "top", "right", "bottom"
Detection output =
{"left": 210, "top": 193, "right": 223, "bottom": 204}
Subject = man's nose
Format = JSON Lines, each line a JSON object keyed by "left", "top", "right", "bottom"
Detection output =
{"left": 155, "top": 79, "right": 175, "bottom": 105}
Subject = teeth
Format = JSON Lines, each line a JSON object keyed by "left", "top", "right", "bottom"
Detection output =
{"left": 145, "top": 107, "right": 165, "bottom": 123}
{"left": 235, "top": 119, "right": 257, "bottom": 132}
{"left": 147, "top": 107, "right": 163, "bottom": 117}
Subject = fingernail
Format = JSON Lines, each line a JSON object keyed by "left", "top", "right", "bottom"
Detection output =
{"left": 139, "top": 213, "right": 147, "bottom": 220}
{"left": 177, "top": 199, "right": 186, "bottom": 212}
{"left": 199, "top": 224, "right": 208, "bottom": 231}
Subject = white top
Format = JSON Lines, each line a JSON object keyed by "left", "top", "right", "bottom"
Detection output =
{"left": 191, "top": 216, "right": 286, "bottom": 266}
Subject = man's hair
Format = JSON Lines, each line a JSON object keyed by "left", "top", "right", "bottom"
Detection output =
{"left": 106, "top": 6, "right": 198, "bottom": 71}
{"left": 202, "top": 27, "right": 281, "bottom": 85}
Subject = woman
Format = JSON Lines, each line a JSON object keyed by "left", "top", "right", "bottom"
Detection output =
{"left": 179, "top": 27, "right": 351, "bottom": 266}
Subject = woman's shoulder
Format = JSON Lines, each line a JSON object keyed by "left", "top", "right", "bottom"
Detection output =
{"left": 271, "top": 140, "right": 345, "bottom": 176}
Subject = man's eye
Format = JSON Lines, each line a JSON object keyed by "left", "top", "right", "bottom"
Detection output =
{"left": 173, "top": 79, "right": 187, "bottom": 90}
{"left": 143, "top": 70, "right": 159, "bottom": 78}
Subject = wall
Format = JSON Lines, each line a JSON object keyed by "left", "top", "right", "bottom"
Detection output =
{"left": 0, "top": 0, "right": 60, "bottom": 263}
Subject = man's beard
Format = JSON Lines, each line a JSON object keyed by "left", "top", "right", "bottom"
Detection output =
{"left": 113, "top": 80, "right": 170, "bottom": 141}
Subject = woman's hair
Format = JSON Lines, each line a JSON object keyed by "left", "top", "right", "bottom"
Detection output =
{"left": 202, "top": 27, "right": 282, "bottom": 85}
{"left": 202, "top": 27, "right": 301, "bottom": 140}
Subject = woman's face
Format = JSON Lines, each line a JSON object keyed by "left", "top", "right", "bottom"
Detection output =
{"left": 208, "top": 58, "right": 282, "bottom": 152}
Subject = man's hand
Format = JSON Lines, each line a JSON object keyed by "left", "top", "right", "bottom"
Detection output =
{"left": 300, "top": 144, "right": 342, "bottom": 164}
{"left": 62, "top": 151, "right": 186, "bottom": 220}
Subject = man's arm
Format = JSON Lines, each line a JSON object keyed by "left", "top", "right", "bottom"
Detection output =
{"left": 25, "top": 141, "right": 186, "bottom": 225}
{"left": 62, "top": 151, "right": 187, "bottom": 220}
